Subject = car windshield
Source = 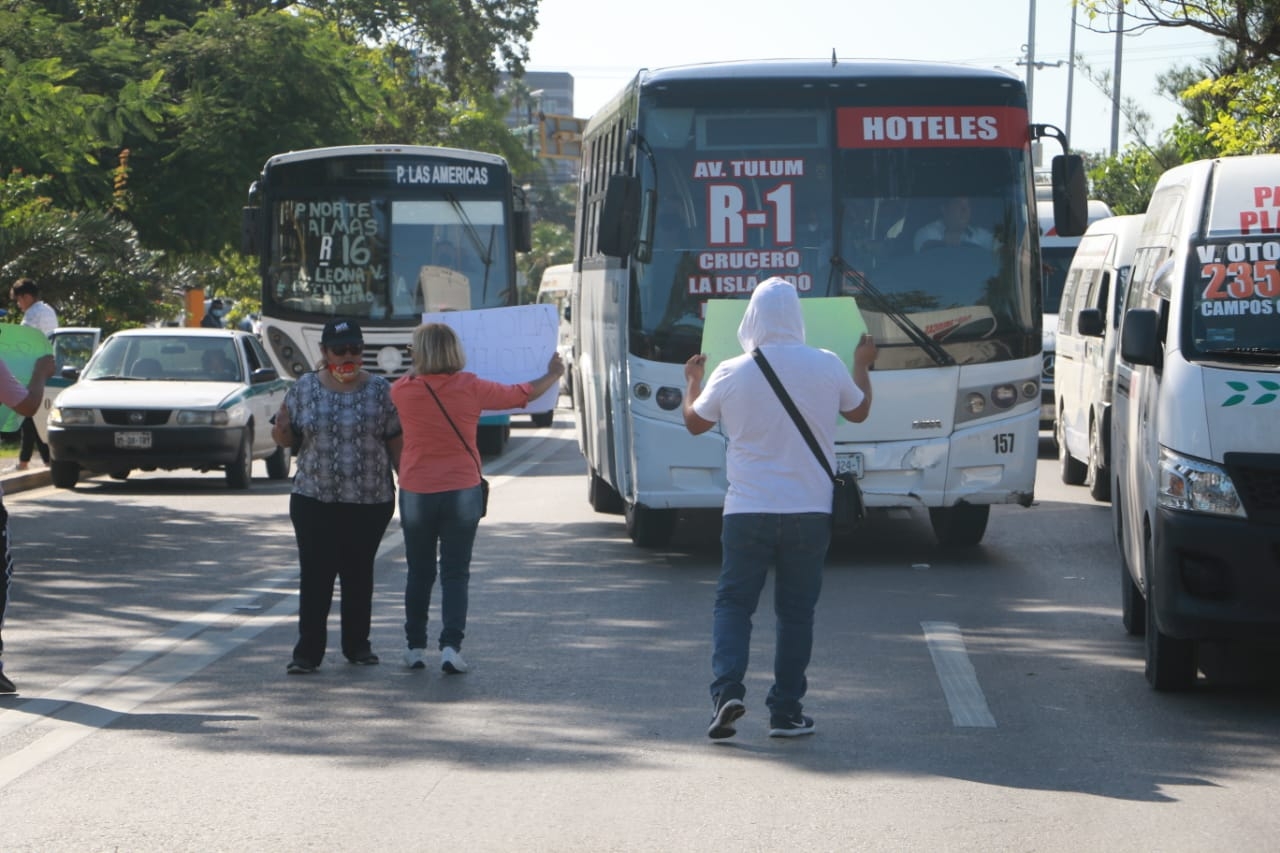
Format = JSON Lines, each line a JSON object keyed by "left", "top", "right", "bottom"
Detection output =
{"left": 84, "top": 336, "right": 241, "bottom": 382}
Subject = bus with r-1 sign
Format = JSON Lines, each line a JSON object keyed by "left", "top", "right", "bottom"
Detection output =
{"left": 571, "top": 59, "right": 1086, "bottom": 548}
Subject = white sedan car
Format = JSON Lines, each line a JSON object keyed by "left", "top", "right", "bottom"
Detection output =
{"left": 46, "top": 328, "right": 292, "bottom": 489}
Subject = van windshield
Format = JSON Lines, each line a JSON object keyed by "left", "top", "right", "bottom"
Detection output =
{"left": 1184, "top": 238, "right": 1280, "bottom": 361}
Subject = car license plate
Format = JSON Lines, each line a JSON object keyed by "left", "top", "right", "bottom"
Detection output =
{"left": 836, "top": 452, "right": 863, "bottom": 478}
{"left": 114, "top": 431, "right": 152, "bottom": 449}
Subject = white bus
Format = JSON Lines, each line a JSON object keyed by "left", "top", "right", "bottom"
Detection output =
{"left": 240, "top": 145, "right": 531, "bottom": 454}
{"left": 572, "top": 59, "right": 1086, "bottom": 547}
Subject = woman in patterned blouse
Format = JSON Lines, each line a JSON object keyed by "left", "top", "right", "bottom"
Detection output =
{"left": 271, "top": 318, "right": 403, "bottom": 675}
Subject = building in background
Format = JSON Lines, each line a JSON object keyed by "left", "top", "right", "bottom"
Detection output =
{"left": 499, "top": 71, "right": 583, "bottom": 192}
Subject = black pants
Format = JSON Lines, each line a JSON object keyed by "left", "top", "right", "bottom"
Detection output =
{"left": 289, "top": 493, "right": 394, "bottom": 666}
{"left": 18, "top": 417, "right": 48, "bottom": 465}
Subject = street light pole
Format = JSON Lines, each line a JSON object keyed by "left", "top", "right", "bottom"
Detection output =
{"left": 1026, "top": 0, "right": 1037, "bottom": 121}
{"left": 1066, "top": 1, "right": 1077, "bottom": 148}
{"left": 1110, "top": 4, "right": 1124, "bottom": 155}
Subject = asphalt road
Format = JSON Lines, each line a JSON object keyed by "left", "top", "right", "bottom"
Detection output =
{"left": 1, "top": 417, "right": 1279, "bottom": 852}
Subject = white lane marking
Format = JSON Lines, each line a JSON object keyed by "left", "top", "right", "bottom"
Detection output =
{"left": 0, "top": 423, "right": 573, "bottom": 787}
{"left": 0, "top": 594, "right": 298, "bottom": 789}
{"left": 921, "top": 621, "right": 997, "bottom": 728}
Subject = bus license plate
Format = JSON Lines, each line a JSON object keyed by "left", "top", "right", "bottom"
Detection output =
{"left": 114, "top": 431, "right": 152, "bottom": 449}
{"left": 836, "top": 453, "right": 863, "bottom": 478}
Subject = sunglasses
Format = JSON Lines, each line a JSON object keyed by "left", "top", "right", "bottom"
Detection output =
{"left": 328, "top": 344, "right": 363, "bottom": 356}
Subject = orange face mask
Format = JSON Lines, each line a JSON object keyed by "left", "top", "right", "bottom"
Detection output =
{"left": 327, "top": 362, "right": 360, "bottom": 383}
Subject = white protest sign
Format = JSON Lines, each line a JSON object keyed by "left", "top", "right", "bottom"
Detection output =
{"left": 420, "top": 303, "right": 559, "bottom": 415}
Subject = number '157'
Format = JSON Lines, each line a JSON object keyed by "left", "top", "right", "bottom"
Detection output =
{"left": 993, "top": 433, "right": 1014, "bottom": 454}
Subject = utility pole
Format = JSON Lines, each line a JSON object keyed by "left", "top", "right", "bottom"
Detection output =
{"left": 1026, "top": 0, "right": 1037, "bottom": 121}
{"left": 1110, "top": 4, "right": 1124, "bottom": 155}
{"left": 1066, "top": 2, "right": 1077, "bottom": 148}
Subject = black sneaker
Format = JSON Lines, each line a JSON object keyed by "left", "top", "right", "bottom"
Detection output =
{"left": 286, "top": 658, "right": 318, "bottom": 675}
{"left": 0, "top": 669, "right": 14, "bottom": 694}
{"left": 768, "top": 712, "right": 815, "bottom": 738}
{"left": 707, "top": 696, "right": 746, "bottom": 740}
{"left": 345, "top": 651, "right": 380, "bottom": 665}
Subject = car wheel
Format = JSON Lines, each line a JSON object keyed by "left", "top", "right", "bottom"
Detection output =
{"left": 50, "top": 460, "right": 79, "bottom": 489}
{"left": 625, "top": 503, "right": 677, "bottom": 548}
{"left": 1144, "top": 548, "right": 1197, "bottom": 690}
{"left": 226, "top": 430, "right": 252, "bottom": 489}
{"left": 530, "top": 411, "right": 554, "bottom": 428}
{"left": 265, "top": 444, "right": 291, "bottom": 480}
{"left": 928, "top": 503, "right": 990, "bottom": 546}
{"left": 1058, "top": 416, "right": 1086, "bottom": 485}
{"left": 1087, "top": 415, "right": 1110, "bottom": 502}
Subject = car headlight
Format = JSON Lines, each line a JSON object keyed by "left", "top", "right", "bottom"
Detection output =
{"left": 50, "top": 407, "right": 94, "bottom": 426}
{"left": 175, "top": 410, "right": 230, "bottom": 426}
{"left": 1157, "top": 447, "right": 1245, "bottom": 518}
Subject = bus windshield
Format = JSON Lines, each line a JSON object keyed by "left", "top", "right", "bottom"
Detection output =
{"left": 261, "top": 161, "right": 516, "bottom": 326}
{"left": 630, "top": 104, "right": 1035, "bottom": 369}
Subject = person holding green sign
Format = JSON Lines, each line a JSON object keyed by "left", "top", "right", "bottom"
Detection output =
{"left": 682, "top": 277, "right": 875, "bottom": 740}
{"left": 0, "top": 348, "right": 56, "bottom": 693}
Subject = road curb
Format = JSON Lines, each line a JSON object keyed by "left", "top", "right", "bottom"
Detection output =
{"left": 1, "top": 469, "right": 52, "bottom": 495}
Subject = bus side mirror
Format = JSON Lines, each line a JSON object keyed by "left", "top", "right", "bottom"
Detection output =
{"left": 514, "top": 209, "right": 533, "bottom": 253}
{"left": 1051, "top": 155, "right": 1088, "bottom": 237}
{"left": 1120, "top": 308, "right": 1160, "bottom": 367}
{"left": 563, "top": 304, "right": 571, "bottom": 322}
{"left": 241, "top": 207, "right": 259, "bottom": 256}
{"left": 1076, "top": 307, "right": 1104, "bottom": 337}
{"left": 598, "top": 174, "right": 641, "bottom": 258}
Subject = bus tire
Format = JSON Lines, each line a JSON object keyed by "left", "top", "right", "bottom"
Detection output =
{"left": 50, "top": 460, "right": 79, "bottom": 489}
{"left": 588, "top": 469, "right": 624, "bottom": 515}
{"left": 928, "top": 503, "right": 989, "bottom": 547}
{"left": 530, "top": 411, "right": 554, "bottom": 428}
{"left": 477, "top": 424, "right": 509, "bottom": 456}
{"left": 626, "top": 503, "right": 677, "bottom": 548}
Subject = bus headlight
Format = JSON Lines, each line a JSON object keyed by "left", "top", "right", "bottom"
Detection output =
{"left": 1157, "top": 447, "right": 1245, "bottom": 518}
{"left": 964, "top": 393, "right": 986, "bottom": 415}
{"left": 991, "top": 384, "right": 1017, "bottom": 409}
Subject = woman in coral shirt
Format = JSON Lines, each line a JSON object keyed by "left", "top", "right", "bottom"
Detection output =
{"left": 391, "top": 323, "right": 562, "bottom": 674}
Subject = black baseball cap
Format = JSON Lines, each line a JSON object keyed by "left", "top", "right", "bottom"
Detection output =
{"left": 321, "top": 318, "right": 363, "bottom": 347}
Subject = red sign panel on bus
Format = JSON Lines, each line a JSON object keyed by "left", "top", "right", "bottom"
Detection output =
{"left": 837, "top": 107, "right": 1029, "bottom": 150}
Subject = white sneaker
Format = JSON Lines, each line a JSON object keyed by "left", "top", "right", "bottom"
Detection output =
{"left": 441, "top": 647, "right": 469, "bottom": 674}
{"left": 403, "top": 648, "right": 427, "bottom": 670}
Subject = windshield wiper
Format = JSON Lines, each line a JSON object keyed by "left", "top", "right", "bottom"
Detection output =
{"left": 829, "top": 256, "right": 955, "bottom": 367}
{"left": 1201, "top": 346, "right": 1280, "bottom": 360}
{"left": 444, "top": 191, "right": 496, "bottom": 302}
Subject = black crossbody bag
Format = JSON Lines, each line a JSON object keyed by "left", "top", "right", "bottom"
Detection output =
{"left": 421, "top": 379, "right": 489, "bottom": 517}
{"left": 752, "top": 348, "right": 865, "bottom": 530}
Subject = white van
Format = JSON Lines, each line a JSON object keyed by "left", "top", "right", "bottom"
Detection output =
{"left": 1112, "top": 154, "right": 1280, "bottom": 690}
{"left": 536, "top": 263, "right": 574, "bottom": 395}
{"left": 1053, "top": 214, "right": 1145, "bottom": 501}
{"left": 1040, "top": 199, "right": 1113, "bottom": 434}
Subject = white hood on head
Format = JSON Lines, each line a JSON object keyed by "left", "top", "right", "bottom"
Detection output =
{"left": 737, "top": 277, "right": 805, "bottom": 353}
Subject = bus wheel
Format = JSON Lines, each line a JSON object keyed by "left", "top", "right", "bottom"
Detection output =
{"left": 626, "top": 503, "right": 677, "bottom": 548}
{"left": 928, "top": 503, "right": 989, "bottom": 546}
{"left": 1145, "top": 577, "right": 1197, "bottom": 690}
{"left": 588, "top": 469, "right": 624, "bottom": 515}
{"left": 50, "top": 460, "right": 80, "bottom": 489}
{"left": 530, "top": 411, "right": 554, "bottom": 428}
{"left": 477, "top": 424, "right": 509, "bottom": 456}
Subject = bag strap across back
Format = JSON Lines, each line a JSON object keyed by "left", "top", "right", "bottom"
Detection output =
{"left": 421, "top": 378, "right": 484, "bottom": 481}
{"left": 751, "top": 348, "right": 837, "bottom": 483}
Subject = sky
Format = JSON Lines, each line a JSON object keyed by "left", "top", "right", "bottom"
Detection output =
{"left": 524, "top": 0, "right": 1223, "bottom": 156}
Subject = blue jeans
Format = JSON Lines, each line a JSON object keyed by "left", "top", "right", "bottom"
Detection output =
{"left": 711, "top": 512, "right": 831, "bottom": 717}
{"left": 400, "top": 485, "right": 484, "bottom": 651}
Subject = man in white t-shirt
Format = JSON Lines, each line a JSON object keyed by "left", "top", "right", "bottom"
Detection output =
{"left": 0, "top": 350, "right": 56, "bottom": 693}
{"left": 682, "top": 277, "right": 875, "bottom": 740}
{"left": 912, "top": 196, "right": 994, "bottom": 252}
